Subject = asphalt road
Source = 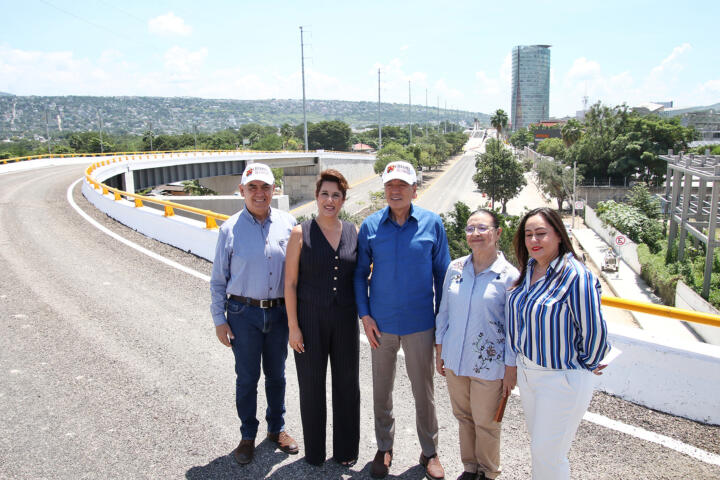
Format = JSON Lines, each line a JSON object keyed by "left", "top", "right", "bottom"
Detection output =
{"left": 1, "top": 163, "right": 719, "bottom": 479}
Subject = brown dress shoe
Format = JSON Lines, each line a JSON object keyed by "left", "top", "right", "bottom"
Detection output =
{"left": 232, "top": 439, "right": 255, "bottom": 465}
{"left": 370, "top": 449, "right": 393, "bottom": 478}
{"left": 267, "top": 431, "right": 299, "bottom": 454}
{"left": 419, "top": 453, "right": 445, "bottom": 480}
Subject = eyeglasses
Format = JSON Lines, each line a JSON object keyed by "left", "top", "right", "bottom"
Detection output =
{"left": 465, "top": 225, "right": 495, "bottom": 234}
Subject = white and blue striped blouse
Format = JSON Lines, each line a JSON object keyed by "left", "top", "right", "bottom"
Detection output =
{"left": 505, "top": 252, "right": 610, "bottom": 371}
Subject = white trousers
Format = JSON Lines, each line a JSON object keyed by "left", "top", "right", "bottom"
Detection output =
{"left": 516, "top": 355, "right": 596, "bottom": 480}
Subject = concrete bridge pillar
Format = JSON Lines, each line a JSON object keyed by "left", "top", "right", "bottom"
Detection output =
{"left": 124, "top": 170, "right": 135, "bottom": 194}
{"left": 283, "top": 165, "right": 319, "bottom": 204}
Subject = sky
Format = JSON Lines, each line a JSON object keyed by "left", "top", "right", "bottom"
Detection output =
{"left": 1, "top": 0, "right": 719, "bottom": 118}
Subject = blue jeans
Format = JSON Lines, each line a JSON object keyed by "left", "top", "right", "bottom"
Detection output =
{"left": 227, "top": 299, "right": 289, "bottom": 440}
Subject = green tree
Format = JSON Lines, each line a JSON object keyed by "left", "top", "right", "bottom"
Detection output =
{"left": 254, "top": 134, "right": 283, "bottom": 151}
{"left": 509, "top": 128, "right": 534, "bottom": 149}
{"left": 535, "top": 158, "right": 576, "bottom": 210}
{"left": 473, "top": 139, "right": 526, "bottom": 213}
{"left": 536, "top": 137, "right": 566, "bottom": 160}
{"left": 490, "top": 109, "right": 508, "bottom": 140}
{"left": 561, "top": 118, "right": 583, "bottom": 147}
{"left": 374, "top": 142, "right": 416, "bottom": 173}
{"left": 308, "top": 120, "right": 352, "bottom": 151}
{"left": 626, "top": 183, "right": 661, "bottom": 219}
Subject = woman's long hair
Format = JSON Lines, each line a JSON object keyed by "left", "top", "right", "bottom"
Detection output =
{"left": 512, "top": 207, "right": 578, "bottom": 287}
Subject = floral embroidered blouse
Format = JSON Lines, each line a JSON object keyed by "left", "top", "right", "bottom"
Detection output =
{"left": 435, "top": 252, "right": 519, "bottom": 380}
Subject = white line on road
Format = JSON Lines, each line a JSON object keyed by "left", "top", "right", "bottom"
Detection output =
{"left": 67, "top": 177, "right": 720, "bottom": 467}
{"left": 66, "top": 179, "right": 211, "bottom": 282}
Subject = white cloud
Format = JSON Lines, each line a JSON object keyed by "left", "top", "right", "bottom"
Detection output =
{"left": 148, "top": 12, "right": 192, "bottom": 36}
{"left": 650, "top": 43, "right": 691, "bottom": 78}
{"left": 163, "top": 46, "right": 207, "bottom": 73}
{"left": 400, "top": 45, "right": 409, "bottom": 51}
{"left": 472, "top": 54, "right": 512, "bottom": 113}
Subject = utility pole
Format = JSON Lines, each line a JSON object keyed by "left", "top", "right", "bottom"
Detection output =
{"left": 300, "top": 26, "right": 309, "bottom": 152}
{"left": 425, "top": 88, "right": 428, "bottom": 137}
{"left": 378, "top": 68, "right": 382, "bottom": 150}
{"left": 572, "top": 160, "right": 577, "bottom": 229}
{"left": 148, "top": 121, "right": 153, "bottom": 151}
{"left": 97, "top": 111, "right": 104, "bottom": 154}
{"left": 44, "top": 108, "right": 51, "bottom": 155}
{"left": 437, "top": 96, "right": 440, "bottom": 133}
{"left": 193, "top": 124, "right": 198, "bottom": 150}
{"left": 408, "top": 80, "right": 412, "bottom": 144}
{"left": 444, "top": 101, "right": 447, "bottom": 134}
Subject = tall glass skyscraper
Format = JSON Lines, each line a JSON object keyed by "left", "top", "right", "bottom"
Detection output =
{"left": 511, "top": 45, "right": 551, "bottom": 130}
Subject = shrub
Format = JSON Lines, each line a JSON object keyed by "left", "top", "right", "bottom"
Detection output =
{"left": 596, "top": 200, "right": 664, "bottom": 252}
{"left": 637, "top": 244, "right": 680, "bottom": 305}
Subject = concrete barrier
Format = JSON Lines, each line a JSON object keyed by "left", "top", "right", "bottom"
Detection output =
{"left": 600, "top": 323, "right": 720, "bottom": 425}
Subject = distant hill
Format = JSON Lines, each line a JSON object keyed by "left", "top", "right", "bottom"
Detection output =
{"left": 0, "top": 95, "right": 489, "bottom": 138}
{"left": 0, "top": 92, "right": 14, "bottom": 97}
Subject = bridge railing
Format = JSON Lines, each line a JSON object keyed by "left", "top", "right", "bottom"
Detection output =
{"left": 85, "top": 157, "right": 230, "bottom": 229}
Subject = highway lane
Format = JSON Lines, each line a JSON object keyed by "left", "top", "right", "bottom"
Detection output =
{"left": 1, "top": 163, "right": 719, "bottom": 479}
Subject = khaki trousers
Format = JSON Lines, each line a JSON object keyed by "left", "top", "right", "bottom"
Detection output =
{"left": 371, "top": 328, "right": 438, "bottom": 456}
{"left": 446, "top": 369, "right": 503, "bottom": 479}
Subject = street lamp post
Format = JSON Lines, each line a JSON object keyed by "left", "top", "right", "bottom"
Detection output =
{"left": 572, "top": 160, "right": 577, "bottom": 229}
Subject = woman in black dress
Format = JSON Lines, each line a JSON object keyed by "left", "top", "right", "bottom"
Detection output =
{"left": 284, "top": 169, "right": 360, "bottom": 466}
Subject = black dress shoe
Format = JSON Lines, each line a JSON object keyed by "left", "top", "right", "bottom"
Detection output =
{"left": 232, "top": 439, "right": 255, "bottom": 465}
{"left": 370, "top": 449, "right": 393, "bottom": 478}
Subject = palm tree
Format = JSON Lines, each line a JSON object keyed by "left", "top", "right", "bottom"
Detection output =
{"left": 561, "top": 119, "right": 583, "bottom": 147}
{"left": 490, "top": 109, "right": 509, "bottom": 140}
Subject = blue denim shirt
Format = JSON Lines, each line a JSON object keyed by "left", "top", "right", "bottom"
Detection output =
{"left": 210, "top": 208, "right": 296, "bottom": 326}
{"left": 435, "top": 253, "right": 519, "bottom": 380}
{"left": 354, "top": 204, "right": 450, "bottom": 335}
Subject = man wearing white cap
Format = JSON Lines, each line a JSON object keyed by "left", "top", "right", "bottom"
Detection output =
{"left": 354, "top": 161, "right": 451, "bottom": 480}
{"left": 210, "top": 163, "right": 299, "bottom": 465}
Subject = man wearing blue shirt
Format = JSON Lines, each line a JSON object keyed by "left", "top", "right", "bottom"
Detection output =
{"left": 210, "top": 163, "right": 299, "bottom": 466}
{"left": 354, "top": 161, "right": 451, "bottom": 480}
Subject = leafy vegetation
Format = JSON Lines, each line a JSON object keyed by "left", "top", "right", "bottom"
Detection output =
{"left": 596, "top": 200, "right": 664, "bottom": 253}
{"left": 564, "top": 102, "right": 697, "bottom": 185}
{"left": 534, "top": 158, "right": 580, "bottom": 210}
{"left": 372, "top": 129, "right": 468, "bottom": 174}
{"left": 440, "top": 201, "right": 520, "bottom": 266}
{"left": 473, "top": 139, "right": 526, "bottom": 213}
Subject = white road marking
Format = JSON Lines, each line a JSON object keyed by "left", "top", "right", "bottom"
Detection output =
{"left": 66, "top": 179, "right": 210, "bottom": 283}
{"left": 67, "top": 177, "right": 720, "bottom": 466}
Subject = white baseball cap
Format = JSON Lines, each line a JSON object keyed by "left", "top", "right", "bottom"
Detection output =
{"left": 382, "top": 161, "right": 417, "bottom": 185}
{"left": 241, "top": 163, "right": 274, "bottom": 185}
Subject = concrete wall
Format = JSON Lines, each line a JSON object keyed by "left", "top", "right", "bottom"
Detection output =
{"left": 319, "top": 156, "right": 375, "bottom": 184}
{"left": 599, "top": 323, "right": 720, "bottom": 425}
{"left": 198, "top": 175, "right": 243, "bottom": 195}
{"left": 577, "top": 185, "right": 663, "bottom": 209}
{"left": 676, "top": 281, "right": 720, "bottom": 344}
{"left": 283, "top": 165, "right": 318, "bottom": 204}
{"left": 584, "top": 206, "right": 642, "bottom": 275}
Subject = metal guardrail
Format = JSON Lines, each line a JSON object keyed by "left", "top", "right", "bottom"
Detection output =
{"left": 602, "top": 296, "right": 720, "bottom": 328}
{"left": 85, "top": 156, "right": 230, "bottom": 229}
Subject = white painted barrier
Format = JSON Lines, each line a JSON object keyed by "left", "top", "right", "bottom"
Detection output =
{"left": 600, "top": 323, "right": 720, "bottom": 425}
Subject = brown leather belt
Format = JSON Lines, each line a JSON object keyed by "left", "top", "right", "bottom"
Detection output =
{"left": 229, "top": 295, "right": 285, "bottom": 309}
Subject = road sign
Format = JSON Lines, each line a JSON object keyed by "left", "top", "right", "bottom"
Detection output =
{"left": 575, "top": 200, "right": 584, "bottom": 210}
{"left": 615, "top": 235, "right": 627, "bottom": 246}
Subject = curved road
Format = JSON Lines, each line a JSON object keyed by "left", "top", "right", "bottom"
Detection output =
{"left": 1, "top": 162, "right": 719, "bottom": 479}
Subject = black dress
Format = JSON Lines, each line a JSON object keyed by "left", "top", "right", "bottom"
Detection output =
{"left": 295, "top": 218, "right": 360, "bottom": 465}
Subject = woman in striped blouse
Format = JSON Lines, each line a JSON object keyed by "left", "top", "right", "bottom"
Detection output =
{"left": 505, "top": 207, "right": 609, "bottom": 480}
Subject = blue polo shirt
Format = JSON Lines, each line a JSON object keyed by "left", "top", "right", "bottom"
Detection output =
{"left": 354, "top": 204, "right": 450, "bottom": 335}
{"left": 209, "top": 207, "right": 296, "bottom": 326}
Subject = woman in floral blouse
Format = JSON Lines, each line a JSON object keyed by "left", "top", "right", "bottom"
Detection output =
{"left": 435, "top": 209, "right": 519, "bottom": 480}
